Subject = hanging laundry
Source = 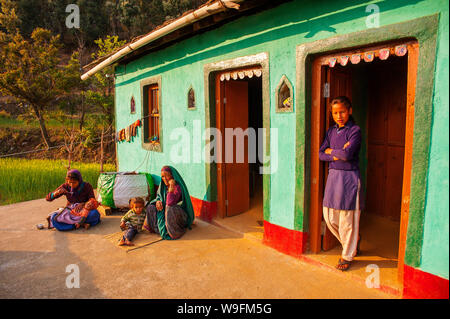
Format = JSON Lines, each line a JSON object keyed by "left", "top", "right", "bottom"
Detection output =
{"left": 125, "top": 125, "right": 131, "bottom": 142}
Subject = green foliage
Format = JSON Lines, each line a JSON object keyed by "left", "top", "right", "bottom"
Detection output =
{"left": 91, "top": 35, "right": 126, "bottom": 90}
{"left": 0, "top": 157, "right": 115, "bottom": 205}
{"left": 0, "top": 26, "right": 62, "bottom": 103}
{"left": 162, "top": 0, "right": 205, "bottom": 20}
{"left": 81, "top": 35, "right": 125, "bottom": 139}
{"left": 0, "top": 112, "right": 64, "bottom": 129}
{"left": 93, "top": 35, "right": 125, "bottom": 59}
{"left": 0, "top": 0, "right": 209, "bottom": 153}
{"left": 0, "top": 0, "right": 83, "bottom": 147}
{"left": 11, "top": 0, "right": 109, "bottom": 46}
{"left": 0, "top": 0, "right": 20, "bottom": 33}
{"left": 74, "top": 0, "right": 109, "bottom": 44}
{"left": 2, "top": 0, "right": 209, "bottom": 46}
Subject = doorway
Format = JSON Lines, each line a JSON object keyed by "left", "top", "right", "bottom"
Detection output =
{"left": 309, "top": 41, "right": 418, "bottom": 284}
{"left": 214, "top": 67, "right": 264, "bottom": 235}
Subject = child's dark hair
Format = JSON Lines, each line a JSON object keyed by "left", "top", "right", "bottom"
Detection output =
{"left": 331, "top": 96, "right": 352, "bottom": 109}
{"left": 331, "top": 96, "right": 355, "bottom": 123}
{"left": 129, "top": 197, "right": 145, "bottom": 207}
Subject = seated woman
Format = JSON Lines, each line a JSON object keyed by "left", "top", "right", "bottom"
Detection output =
{"left": 44, "top": 169, "right": 101, "bottom": 231}
{"left": 143, "top": 166, "right": 194, "bottom": 240}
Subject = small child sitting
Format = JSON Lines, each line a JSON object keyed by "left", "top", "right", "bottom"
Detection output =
{"left": 119, "top": 197, "right": 146, "bottom": 246}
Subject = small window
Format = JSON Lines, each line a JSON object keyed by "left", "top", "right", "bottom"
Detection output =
{"left": 141, "top": 76, "right": 162, "bottom": 152}
{"left": 188, "top": 87, "right": 196, "bottom": 109}
{"left": 146, "top": 84, "right": 160, "bottom": 143}
{"left": 275, "top": 75, "right": 293, "bottom": 112}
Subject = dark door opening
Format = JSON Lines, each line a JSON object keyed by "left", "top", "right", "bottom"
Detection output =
{"left": 215, "top": 70, "right": 263, "bottom": 222}
{"left": 310, "top": 42, "right": 419, "bottom": 285}
{"left": 319, "top": 55, "right": 408, "bottom": 261}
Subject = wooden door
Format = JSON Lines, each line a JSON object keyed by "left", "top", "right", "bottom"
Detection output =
{"left": 321, "top": 66, "right": 352, "bottom": 251}
{"left": 366, "top": 58, "right": 407, "bottom": 221}
{"left": 216, "top": 77, "right": 250, "bottom": 218}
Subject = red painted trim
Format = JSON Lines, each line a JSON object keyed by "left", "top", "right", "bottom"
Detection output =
{"left": 190, "top": 197, "right": 217, "bottom": 222}
{"left": 262, "top": 220, "right": 308, "bottom": 258}
{"left": 403, "top": 265, "right": 449, "bottom": 299}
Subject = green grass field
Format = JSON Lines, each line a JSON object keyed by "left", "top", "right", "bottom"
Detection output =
{"left": 0, "top": 158, "right": 115, "bottom": 205}
{"left": 0, "top": 114, "right": 65, "bottom": 129}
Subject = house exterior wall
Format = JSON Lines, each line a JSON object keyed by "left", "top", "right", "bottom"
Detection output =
{"left": 113, "top": 0, "right": 448, "bottom": 298}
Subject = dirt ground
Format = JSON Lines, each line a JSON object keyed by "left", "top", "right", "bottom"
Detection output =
{"left": 0, "top": 197, "right": 397, "bottom": 299}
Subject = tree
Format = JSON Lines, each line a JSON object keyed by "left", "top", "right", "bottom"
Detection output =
{"left": 86, "top": 35, "right": 126, "bottom": 125}
{"left": 162, "top": 0, "right": 206, "bottom": 20}
{"left": 111, "top": 0, "right": 209, "bottom": 40}
{"left": 0, "top": 0, "right": 74, "bottom": 148}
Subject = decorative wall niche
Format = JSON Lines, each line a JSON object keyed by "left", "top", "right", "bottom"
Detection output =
{"left": 275, "top": 75, "right": 293, "bottom": 113}
{"left": 130, "top": 96, "right": 136, "bottom": 114}
{"left": 188, "top": 86, "right": 196, "bottom": 110}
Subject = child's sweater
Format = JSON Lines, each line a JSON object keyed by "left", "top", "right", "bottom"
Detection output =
{"left": 121, "top": 209, "right": 146, "bottom": 231}
{"left": 319, "top": 120, "right": 361, "bottom": 171}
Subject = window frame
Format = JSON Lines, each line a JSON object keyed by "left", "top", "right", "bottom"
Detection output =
{"left": 140, "top": 75, "right": 163, "bottom": 152}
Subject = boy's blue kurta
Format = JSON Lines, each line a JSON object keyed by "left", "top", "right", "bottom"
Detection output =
{"left": 319, "top": 120, "right": 364, "bottom": 210}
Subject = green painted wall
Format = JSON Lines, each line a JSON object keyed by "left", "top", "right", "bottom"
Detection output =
{"left": 114, "top": 0, "right": 448, "bottom": 279}
{"left": 419, "top": 1, "right": 449, "bottom": 280}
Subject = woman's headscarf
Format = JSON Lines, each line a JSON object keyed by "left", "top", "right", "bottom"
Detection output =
{"left": 152, "top": 165, "right": 195, "bottom": 229}
{"left": 66, "top": 169, "right": 85, "bottom": 195}
{"left": 161, "top": 166, "right": 172, "bottom": 174}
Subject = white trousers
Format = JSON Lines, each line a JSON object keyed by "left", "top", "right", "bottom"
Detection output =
{"left": 322, "top": 180, "right": 361, "bottom": 261}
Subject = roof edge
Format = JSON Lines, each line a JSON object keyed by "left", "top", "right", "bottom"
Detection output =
{"left": 81, "top": 0, "right": 244, "bottom": 80}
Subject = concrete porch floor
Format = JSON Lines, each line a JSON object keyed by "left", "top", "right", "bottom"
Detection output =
{"left": 212, "top": 188, "right": 402, "bottom": 296}
{"left": 303, "top": 213, "right": 402, "bottom": 295}
{"left": 211, "top": 188, "right": 265, "bottom": 242}
{"left": 0, "top": 195, "right": 397, "bottom": 299}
